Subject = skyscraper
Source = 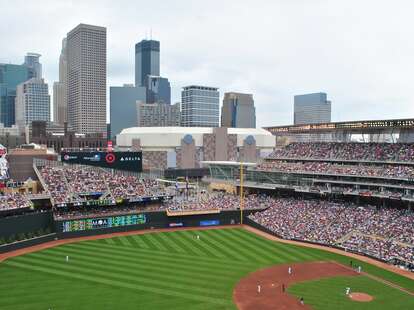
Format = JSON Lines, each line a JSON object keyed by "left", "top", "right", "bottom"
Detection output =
{"left": 135, "top": 39, "right": 171, "bottom": 106}
{"left": 135, "top": 40, "right": 160, "bottom": 87}
{"left": 181, "top": 85, "right": 220, "bottom": 127}
{"left": 144, "top": 75, "right": 171, "bottom": 105}
{"left": 53, "top": 38, "right": 67, "bottom": 125}
{"left": 221, "top": 92, "right": 256, "bottom": 128}
{"left": 294, "top": 92, "right": 331, "bottom": 125}
{"left": 23, "top": 53, "right": 42, "bottom": 79}
{"left": 0, "top": 64, "right": 29, "bottom": 126}
{"left": 109, "top": 84, "right": 146, "bottom": 139}
{"left": 67, "top": 24, "right": 106, "bottom": 135}
{"left": 15, "top": 78, "right": 50, "bottom": 129}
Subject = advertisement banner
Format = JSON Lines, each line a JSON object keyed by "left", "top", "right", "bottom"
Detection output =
{"left": 199, "top": 220, "right": 220, "bottom": 227}
{"left": 61, "top": 151, "right": 142, "bottom": 172}
{"left": 169, "top": 222, "right": 184, "bottom": 227}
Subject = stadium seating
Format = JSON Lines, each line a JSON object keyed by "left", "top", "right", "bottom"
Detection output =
{"left": 165, "top": 193, "right": 273, "bottom": 212}
{"left": 248, "top": 197, "right": 414, "bottom": 265}
{"left": 0, "top": 192, "right": 31, "bottom": 211}
{"left": 257, "top": 161, "right": 414, "bottom": 179}
{"left": 267, "top": 142, "right": 414, "bottom": 162}
{"left": 39, "top": 165, "right": 163, "bottom": 204}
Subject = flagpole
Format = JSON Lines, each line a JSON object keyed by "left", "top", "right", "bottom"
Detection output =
{"left": 240, "top": 162, "right": 243, "bottom": 225}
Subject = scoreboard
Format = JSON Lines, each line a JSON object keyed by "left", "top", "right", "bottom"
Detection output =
{"left": 60, "top": 151, "right": 142, "bottom": 172}
{"left": 62, "top": 214, "right": 147, "bottom": 232}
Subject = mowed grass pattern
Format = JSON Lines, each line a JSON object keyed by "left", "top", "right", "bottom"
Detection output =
{"left": 288, "top": 276, "right": 414, "bottom": 310}
{"left": 0, "top": 228, "right": 413, "bottom": 310}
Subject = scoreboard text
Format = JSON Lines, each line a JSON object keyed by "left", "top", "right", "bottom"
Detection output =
{"left": 62, "top": 214, "right": 147, "bottom": 232}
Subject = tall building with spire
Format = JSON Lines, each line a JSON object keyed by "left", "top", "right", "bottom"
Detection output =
{"left": 134, "top": 39, "right": 171, "bottom": 106}
{"left": 135, "top": 40, "right": 160, "bottom": 87}
{"left": 53, "top": 38, "right": 67, "bottom": 125}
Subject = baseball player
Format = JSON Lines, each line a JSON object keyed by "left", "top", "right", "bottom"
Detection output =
{"left": 66, "top": 255, "right": 69, "bottom": 262}
{"left": 346, "top": 287, "right": 351, "bottom": 295}
{"left": 257, "top": 284, "right": 261, "bottom": 293}
{"left": 196, "top": 235, "right": 200, "bottom": 240}
{"left": 357, "top": 266, "right": 362, "bottom": 273}
{"left": 288, "top": 266, "right": 292, "bottom": 275}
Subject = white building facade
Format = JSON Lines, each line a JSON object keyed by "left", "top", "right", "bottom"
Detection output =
{"left": 15, "top": 78, "right": 50, "bottom": 129}
{"left": 181, "top": 85, "right": 220, "bottom": 127}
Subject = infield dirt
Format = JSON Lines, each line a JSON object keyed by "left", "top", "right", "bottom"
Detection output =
{"left": 233, "top": 261, "right": 358, "bottom": 310}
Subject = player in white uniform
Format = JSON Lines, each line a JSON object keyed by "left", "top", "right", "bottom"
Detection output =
{"left": 66, "top": 255, "right": 69, "bottom": 262}
{"left": 288, "top": 266, "right": 292, "bottom": 275}
{"left": 257, "top": 284, "right": 261, "bottom": 293}
{"left": 346, "top": 287, "right": 351, "bottom": 295}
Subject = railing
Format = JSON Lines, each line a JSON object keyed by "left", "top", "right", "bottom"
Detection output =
{"left": 166, "top": 209, "right": 221, "bottom": 217}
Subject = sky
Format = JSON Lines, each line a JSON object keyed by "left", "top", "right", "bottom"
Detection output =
{"left": 1, "top": 0, "right": 413, "bottom": 127}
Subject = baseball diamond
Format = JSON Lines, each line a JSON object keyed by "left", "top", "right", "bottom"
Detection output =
{"left": 1, "top": 226, "right": 413, "bottom": 310}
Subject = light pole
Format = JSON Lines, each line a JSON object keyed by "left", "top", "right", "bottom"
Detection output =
{"left": 240, "top": 162, "right": 244, "bottom": 224}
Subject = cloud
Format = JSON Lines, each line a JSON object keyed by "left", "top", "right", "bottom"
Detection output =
{"left": 1, "top": 0, "right": 413, "bottom": 126}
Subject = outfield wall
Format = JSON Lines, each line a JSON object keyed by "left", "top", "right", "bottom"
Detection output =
{"left": 0, "top": 209, "right": 258, "bottom": 252}
{"left": 54, "top": 210, "right": 257, "bottom": 239}
{"left": 0, "top": 212, "right": 54, "bottom": 240}
{"left": 0, "top": 234, "right": 57, "bottom": 254}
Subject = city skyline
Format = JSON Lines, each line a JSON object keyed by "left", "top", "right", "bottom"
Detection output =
{"left": 1, "top": 0, "right": 414, "bottom": 127}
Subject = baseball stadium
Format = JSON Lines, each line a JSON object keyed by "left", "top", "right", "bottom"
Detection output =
{"left": 1, "top": 119, "right": 414, "bottom": 310}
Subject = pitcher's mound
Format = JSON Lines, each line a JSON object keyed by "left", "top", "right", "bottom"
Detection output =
{"left": 349, "top": 292, "right": 373, "bottom": 302}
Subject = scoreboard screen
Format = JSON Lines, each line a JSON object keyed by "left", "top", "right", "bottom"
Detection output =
{"left": 60, "top": 151, "right": 142, "bottom": 172}
{"left": 62, "top": 214, "right": 147, "bottom": 232}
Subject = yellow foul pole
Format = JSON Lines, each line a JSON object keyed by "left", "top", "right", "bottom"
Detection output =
{"left": 240, "top": 162, "right": 244, "bottom": 224}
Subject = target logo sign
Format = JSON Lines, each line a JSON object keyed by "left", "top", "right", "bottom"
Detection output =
{"left": 105, "top": 153, "right": 116, "bottom": 164}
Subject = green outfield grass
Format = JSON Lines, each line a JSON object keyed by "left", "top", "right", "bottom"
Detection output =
{"left": 288, "top": 275, "right": 414, "bottom": 310}
{"left": 0, "top": 227, "right": 413, "bottom": 310}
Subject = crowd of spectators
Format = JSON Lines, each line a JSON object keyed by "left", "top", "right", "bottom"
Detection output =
{"left": 107, "top": 176, "right": 159, "bottom": 200}
{"left": 54, "top": 204, "right": 157, "bottom": 220}
{"left": 0, "top": 192, "right": 31, "bottom": 211}
{"left": 248, "top": 197, "right": 414, "bottom": 265}
{"left": 39, "top": 165, "right": 165, "bottom": 205}
{"left": 64, "top": 168, "right": 108, "bottom": 194}
{"left": 164, "top": 192, "right": 274, "bottom": 212}
{"left": 257, "top": 161, "right": 414, "bottom": 179}
{"left": 268, "top": 142, "right": 414, "bottom": 163}
{"left": 40, "top": 166, "right": 70, "bottom": 204}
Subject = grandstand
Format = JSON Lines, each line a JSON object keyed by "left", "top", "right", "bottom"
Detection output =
{"left": 205, "top": 142, "right": 414, "bottom": 202}
{"left": 247, "top": 198, "right": 413, "bottom": 267}
{"left": 35, "top": 160, "right": 164, "bottom": 207}
{"left": 1, "top": 135, "right": 413, "bottom": 272}
{"left": 205, "top": 140, "right": 414, "bottom": 271}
